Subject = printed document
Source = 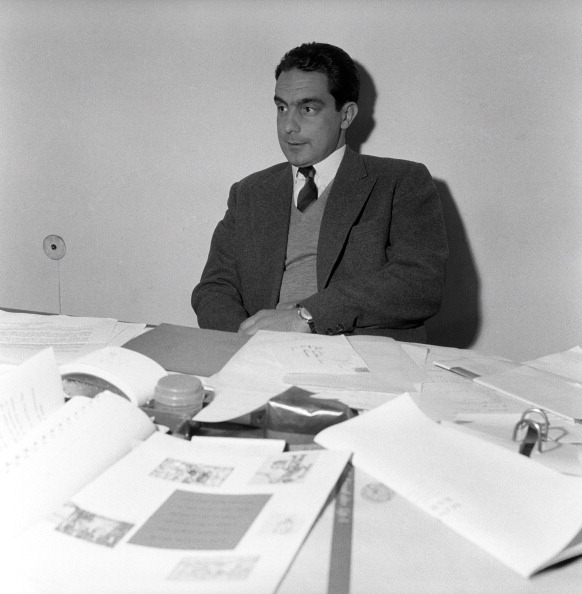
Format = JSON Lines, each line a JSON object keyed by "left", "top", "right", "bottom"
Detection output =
{"left": 0, "top": 311, "right": 120, "bottom": 364}
{"left": 5, "top": 429, "right": 349, "bottom": 594}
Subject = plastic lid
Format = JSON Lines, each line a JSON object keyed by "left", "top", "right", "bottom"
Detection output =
{"left": 153, "top": 374, "right": 204, "bottom": 408}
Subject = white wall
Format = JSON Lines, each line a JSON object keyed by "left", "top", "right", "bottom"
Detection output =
{"left": 1, "top": 0, "right": 580, "bottom": 361}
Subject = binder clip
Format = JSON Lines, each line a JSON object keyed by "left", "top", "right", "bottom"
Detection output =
{"left": 512, "top": 408, "right": 549, "bottom": 457}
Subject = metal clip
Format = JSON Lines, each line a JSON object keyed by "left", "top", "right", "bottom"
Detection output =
{"left": 512, "top": 408, "right": 549, "bottom": 456}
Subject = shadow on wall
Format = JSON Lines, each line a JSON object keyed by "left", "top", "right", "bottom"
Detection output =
{"left": 347, "top": 61, "right": 376, "bottom": 151}
{"left": 426, "top": 180, "right": 481, "bottom": 348}
{"left": 349, "top": 62, "right": 481, "bottom": 348}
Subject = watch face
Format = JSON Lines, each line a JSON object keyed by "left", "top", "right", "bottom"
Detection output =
{"left": 299, "top": 307, "right": 313, "bottom": 321}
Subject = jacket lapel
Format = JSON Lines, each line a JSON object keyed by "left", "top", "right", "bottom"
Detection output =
{"left": 252, "top": 165, "right": 293, "bottom": 305}
{"left": 317, "top": 148, "right": 378, "bottom": 288}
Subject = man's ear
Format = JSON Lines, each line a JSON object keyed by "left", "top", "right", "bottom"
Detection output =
{"left": 340, "top": 102, "right": 359, "bottom": 130}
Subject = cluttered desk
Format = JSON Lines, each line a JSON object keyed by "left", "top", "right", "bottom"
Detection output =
{"left": 1, "top": 309, "right": 582, "bottom": 593}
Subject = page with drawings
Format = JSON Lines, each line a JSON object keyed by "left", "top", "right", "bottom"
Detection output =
{"left": 5, "top": 431, "right": 350, "bottom": 594}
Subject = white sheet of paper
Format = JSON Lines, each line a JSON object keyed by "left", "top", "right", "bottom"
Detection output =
{"left": 524, "top": 346, "right": 582, "bottom": 384}
{"left": 284, "top": 336, "right": 428, "bottom": 393}
{"left": 207, "top": 331, "right": 286, "bottom": 390}
{"left": 0, "top": 311, "right": 118, "bottom": 364}
{"left": 267, "top": 332, "right": 369, "bottom": 375}
{"left": 107, "top": 322, "right": 148, "bottom": 346}
{"left": 195, "top": 385, "right": 283, "bottom": 423}
{"left": 0, "top": 348, "right": 65, "bottom": 453}
{"left": 315, "top": 393, "right": 582, "bottom": 577}
{"left": 194, "top": 332, "right": 290, "bottom": 422}
{"left": 315, "top": 389, "right": 401, "bottom": 411}
{"left": 475, "top": 365, "right": 582, "bottom": 420}
{"left": 417, "top": 381, "right": 527, "bottom": 421}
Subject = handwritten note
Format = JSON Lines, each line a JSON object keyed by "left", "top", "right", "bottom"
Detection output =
{"left": 268, "top": 333, "right": 369, "bottom": 375}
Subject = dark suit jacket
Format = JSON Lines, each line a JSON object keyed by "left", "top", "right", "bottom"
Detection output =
{"left": 192, "top": 147, "right": 448, "bottom": 343}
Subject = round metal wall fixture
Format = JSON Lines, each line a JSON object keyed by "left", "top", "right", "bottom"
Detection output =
{"left": 43, "top": 235, "right": 66, "bottom": 260}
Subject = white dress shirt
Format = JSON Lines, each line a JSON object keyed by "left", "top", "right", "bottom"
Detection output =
{"left": 292, "top": 145, "right": 346, "bottom": 206}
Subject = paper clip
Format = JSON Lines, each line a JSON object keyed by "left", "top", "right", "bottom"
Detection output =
{"left": 512, "top": 408, "right": 549, "bottom": 457}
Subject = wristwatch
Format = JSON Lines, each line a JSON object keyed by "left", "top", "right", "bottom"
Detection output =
{"left": 296, "top": 306, "right": 317, "bottom": 333}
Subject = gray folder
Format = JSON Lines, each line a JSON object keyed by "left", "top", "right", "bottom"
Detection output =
{"left": 122, "top": 323, "right": 249, "bottom": 377}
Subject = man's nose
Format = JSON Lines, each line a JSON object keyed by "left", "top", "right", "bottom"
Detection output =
{"left": 283, "top": 110, "right": 300, "bottom": 134}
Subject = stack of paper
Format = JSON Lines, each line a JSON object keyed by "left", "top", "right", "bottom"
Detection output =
{"left": 0, "top": 310, "right": 146, "bottom": 365}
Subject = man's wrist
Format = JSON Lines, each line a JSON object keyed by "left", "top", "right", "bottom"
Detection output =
{"left": 296, "top": 305, "right": 317, "bottom": 333}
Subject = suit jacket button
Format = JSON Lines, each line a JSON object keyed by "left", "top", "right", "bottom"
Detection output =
{"left": 336, "top": 324, "right": 344, "bottom": 332}
{"left": 326, "top": 328, "right": 334, "bottom": 335}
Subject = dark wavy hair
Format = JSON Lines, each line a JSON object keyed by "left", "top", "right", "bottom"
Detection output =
{"left": 275, "top": 42, "right": 360, "bottom": 111}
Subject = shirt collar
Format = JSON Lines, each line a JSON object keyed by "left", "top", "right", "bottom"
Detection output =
{"left": 292, "top": 144, "right": 346, "bottom": 192}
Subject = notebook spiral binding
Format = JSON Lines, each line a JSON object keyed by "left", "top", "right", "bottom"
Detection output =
{"left": 1, "top": 397, "right": 93, "bottom": 473}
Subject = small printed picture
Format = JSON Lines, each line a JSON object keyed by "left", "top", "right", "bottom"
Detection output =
{"left": 251, "top": 453, "right": 314, "bottom": 484}
{"left": 150, "top": 457, "right": 233, "bottom": 487}
{"left": 169, "top": 555, "right": 259, "bottom": 582}
{"left": 55, "top": 503, "right": 134, "bottom": 548}
{"left": 259, "top": 512, "right": 299, "bottom": 536}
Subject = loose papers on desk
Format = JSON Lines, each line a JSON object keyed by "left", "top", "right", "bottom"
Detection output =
{"left": 1, "top": 349, "right": 349, "bottom": 594}
{"left": 475, "top": 365, "right": 582, "bottom": 421}
{"left": 285, "top": 335, "right": 430, "bottom": 393}
{"left": 433, "top": 346, "right": 582, "bottom": 421}
{"left": 315, "top": 393, "right": 582, "bottom": 578}
{"left": 0, "top": 310, "right": 146, "bottom": 365}
{"left": 524, "top": 346, "right": 582, "bottom": 384}
{"left": 196, "top": 330, "right": 368, "bottom": 422}
{"left": 3, "top": 415, "right": 349, "bottom": 594}
{"left": 195, "top": 331, "right": 427, "bottom": 423}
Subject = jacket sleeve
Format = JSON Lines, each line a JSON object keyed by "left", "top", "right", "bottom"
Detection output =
{"left": 191, "top": 182, "right": 248, "bottom": 332}
{"left": 300, "top": 161, "right": 448, "bottom": 335}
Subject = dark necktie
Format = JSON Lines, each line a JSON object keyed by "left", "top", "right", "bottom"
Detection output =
{"left": 297, "top": 166, "right": 318, "bottom": 212}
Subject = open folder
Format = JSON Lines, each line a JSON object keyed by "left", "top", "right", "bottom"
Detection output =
{"left": 315, "top": 393, "right": 582, "bottom": 578}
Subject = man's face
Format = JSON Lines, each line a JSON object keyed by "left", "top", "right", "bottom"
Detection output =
{"left": 274, "top": 68, "right": 348, "bottom": 167}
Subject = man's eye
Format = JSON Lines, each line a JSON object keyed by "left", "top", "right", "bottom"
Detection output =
{"left": 276, "top": 105, "right": 287, "bottom": 113}
{"left": 303, "top": 106, "right": 316, "bottom": 114}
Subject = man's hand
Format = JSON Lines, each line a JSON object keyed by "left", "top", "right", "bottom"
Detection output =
{"left": 238, "top": 309, "right": 310, "bottom": 335}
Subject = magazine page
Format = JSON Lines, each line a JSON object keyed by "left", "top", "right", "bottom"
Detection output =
{"left": 6, "top": 432, "right": 350, "bottom": 594}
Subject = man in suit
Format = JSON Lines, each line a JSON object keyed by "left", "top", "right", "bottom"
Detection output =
{"left": 192, "top": 42, "right": 448, "bottom": 343}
